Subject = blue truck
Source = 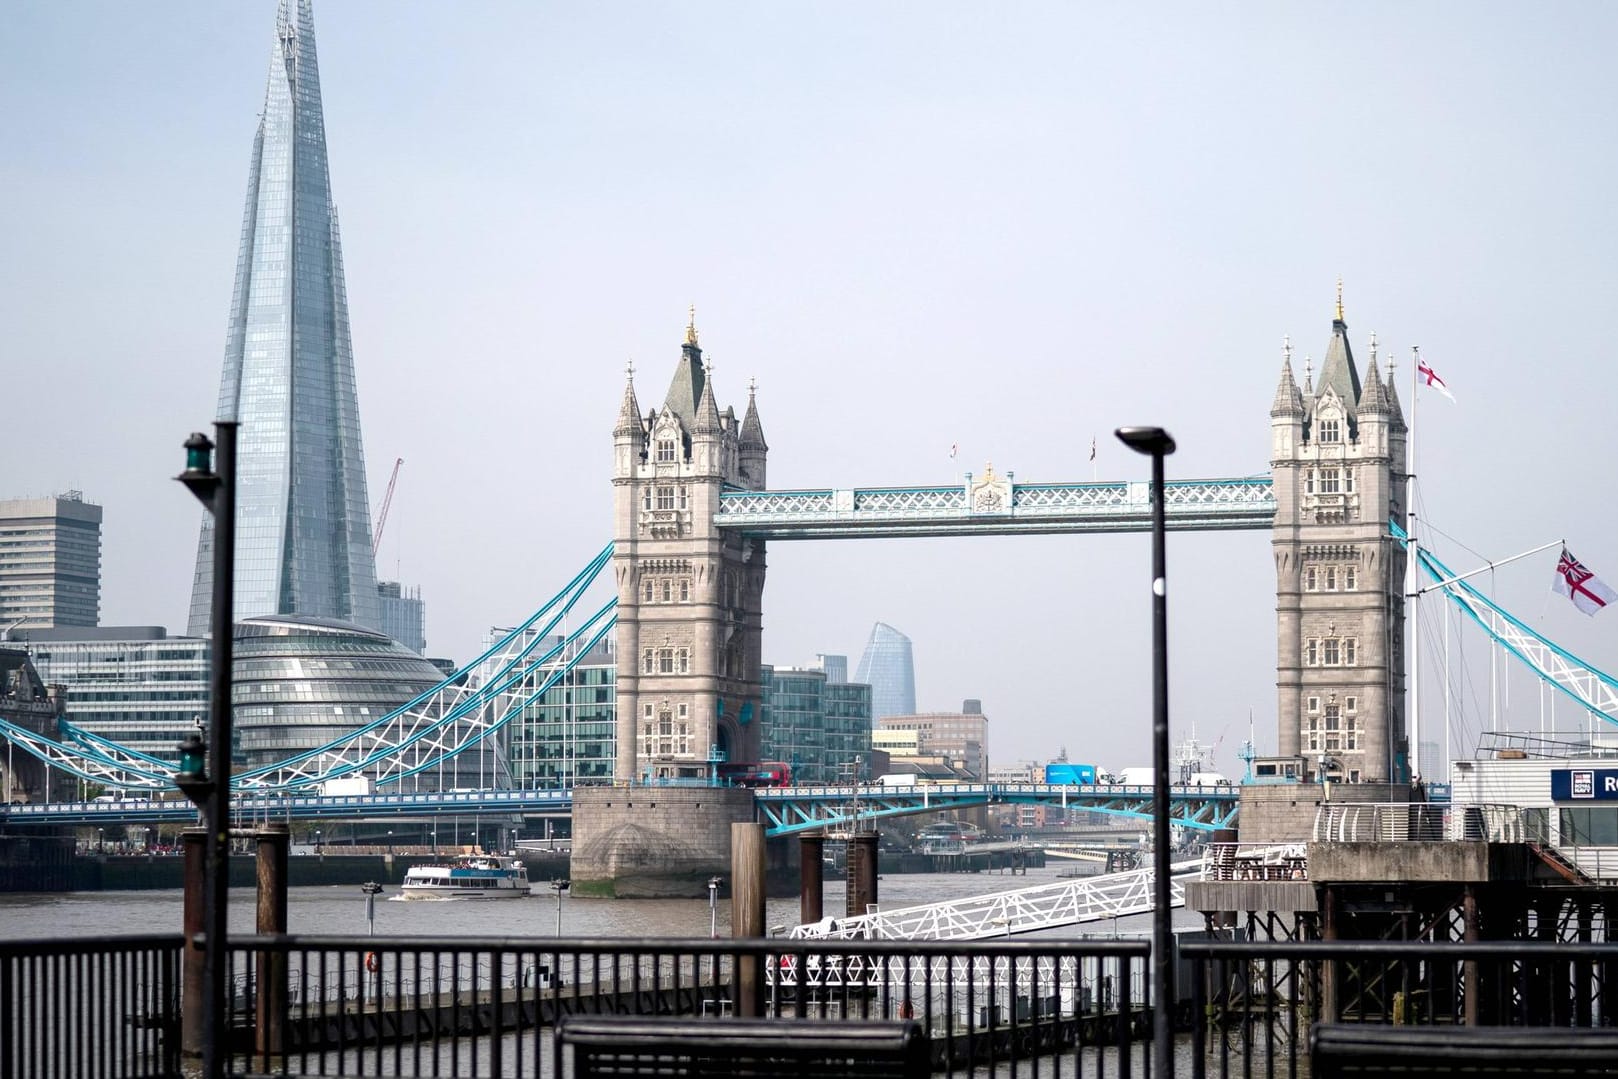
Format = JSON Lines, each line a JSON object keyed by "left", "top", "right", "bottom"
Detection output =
{"left": 1043, "top": 762, "right": 1102, "bottom": 785}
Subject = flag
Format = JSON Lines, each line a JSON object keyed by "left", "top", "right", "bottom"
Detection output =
{"left": 1089, "top": 437, "right": 1096, "bottom": 462}
{"left": 1417, "top": 358, "right": 1455, "bottom": 401}
{"left": 1555, "top": 546, "right": 1618, "bottom": 616}
{"left": 948, "top": 443, "right": 957, "bottom": 459}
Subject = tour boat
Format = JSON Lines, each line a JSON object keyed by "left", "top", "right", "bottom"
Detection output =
{"left": 390, "top": 854, "right": 532, "bottom": 900}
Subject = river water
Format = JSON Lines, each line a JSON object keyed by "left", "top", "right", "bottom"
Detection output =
{"left": 0, "top": 863, "right": 1204, "bottom": 941}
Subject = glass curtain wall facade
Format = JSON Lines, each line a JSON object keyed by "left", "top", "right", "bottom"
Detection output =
{"left": 759, "top": 665, "right": 872, "bottom": 784}
{"left": 189, "top": 0, "right": 380, "bottom": 635}
{"left": 853, "top": 622, "right": 916, "bottom": 720}
{"left": 23, "top": 629, "right": 206, "bottom": 758}
{"left": 508, "top": 645, "right": 617, "bottom": 788}
{"left": 231, "top": 615, "right": 472, "bottom": 782}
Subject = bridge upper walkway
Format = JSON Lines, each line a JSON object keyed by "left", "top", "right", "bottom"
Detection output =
{"left": 717, "top": 477, "right": 1276, "bottom": 539}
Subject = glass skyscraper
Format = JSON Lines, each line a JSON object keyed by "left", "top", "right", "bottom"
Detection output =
{"left": 188, "top": 0, "right": 380, "bottom": 636}
{"left": 854, "top": 622, "right": 917, "bottom": 720}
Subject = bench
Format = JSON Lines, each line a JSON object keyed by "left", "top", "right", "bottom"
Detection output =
{"left": 558, "top": 1015, "right": 929, "bottom": 1078}
{"left": 1311, "top": 1023, "right": 1618, "bottom": 1077}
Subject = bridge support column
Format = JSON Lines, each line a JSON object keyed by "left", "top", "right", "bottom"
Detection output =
{"left": 255, "top": 823, "right": 289, "bottom": 1059}
{"left": 570, "top": 786, "right": 756, "bottom": 897}
{"left": 846, "top": 833, "right": 878, "bottom": 919}
{"left": 731, "top": 823, "right": 766, "bottom": 1018}
{"left": 181, "top": 827, "right": 205, "bottom": 1061}
{"left": 799, "top": 832, "right": 824, "bottom": 925}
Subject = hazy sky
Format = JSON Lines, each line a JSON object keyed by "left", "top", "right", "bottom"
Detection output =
{"left": 8, "top": 2, "right": 1618, "bottom": 776}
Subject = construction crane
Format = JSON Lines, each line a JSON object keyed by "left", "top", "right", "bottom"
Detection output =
{"left": 373, "top": 457, "right": 404, "bottom": 550}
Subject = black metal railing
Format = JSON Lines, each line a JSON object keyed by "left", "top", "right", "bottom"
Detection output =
{"left": 219, "top": 935, "right": 1151, "bottom": 1077}
{"left": 0, "top": 934, "right": 181, "bottom": 1079}
{"left": 14, "top": 933, "right": 1618, "bottom": 1077}
{"left": 1183, "top": 939, "right": 1618, "bottom": 1079}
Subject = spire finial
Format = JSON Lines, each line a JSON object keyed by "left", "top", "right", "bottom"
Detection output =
{"left": 1304, "top": 354, "right": 1313, "bottom": 383}
{"left": 748, "top": 376, "right": 758, "bottom": 396}
{"left": 1369, "top": 332, "right": 1378, "bottom": 364}
{"left": 1283, "top": 335, "right": 1292, "bottom": 365}
{"left": 626, "top": 358, "right": 635, "bottom": 384}
{"left": 1386, "top": 344, "right": 1397, "bottom": 381}
{"left": 703, "top": 354, "right": 713, "bottom": 377}
{"left": 1335, "top": 278, "right": 1344, "bottom": 322}
{"left": 685, "top": 305, "right": 698, "bottom": 346}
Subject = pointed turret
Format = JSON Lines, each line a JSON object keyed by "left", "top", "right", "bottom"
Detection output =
{"left": 692, "top": 360, "right": 723, "bottom": 436}
{"left": 1358, "top": 356, "right": 1389, "bottom": 416}
{"left": 1383, "top": 357, "right": 1406, "bottom": 431}
{"left": 1271, "top": 357, "right": 1305, "bottom": 417}
{"left": 613, "top": 362, "right": 645, "bottom": 479}
{"left": 1315, "top": 311, "right": 1362, "bottom": 412}
{"left": 615, "top": 362, "right": 644, "bottom": 438}
{"left": 1270, "top": 342, "right": 1306, "bottom": 464}
{"left": 662, "top": 307, "right": 707, "bottom": 430}
{"left": 738, "top": 379, "right": 768, "bottom": 489}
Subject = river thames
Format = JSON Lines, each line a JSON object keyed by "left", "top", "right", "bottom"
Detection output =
{"left": 0, "top": 863, "right": 1200, "bottom": 940}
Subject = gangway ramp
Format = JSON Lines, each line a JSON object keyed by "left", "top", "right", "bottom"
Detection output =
{"left": 788, "top": 856, "right": 1206, "bottom": 941}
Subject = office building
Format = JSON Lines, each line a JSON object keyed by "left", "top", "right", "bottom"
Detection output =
{"left": 815, "top": 654, "right": 849, "bottom": 684}
{"left": 507, "top": 641, "right": 618, "bottom": 789}
{"left": 877, "top": 699, "right": 990, "bottom": 780}
{"left": 853, "top": 622, "right": 916, "bottom": 719}
{"left": 231, "top": 615, "right": 471, "bottom": 783}
{"left": 188, "top": 0, "right": 382, "bottom": 635}
{"left": 759, "top": 665, "right": 872, "bottom": 785}
{"left": 0, "top": 494, "right": 102, "bottom": 630}
{"left": 378, "top": 581, "right": 427, "bottom": 654}
{"left": 21, "top": 627, "right": 206, "bottom": 759}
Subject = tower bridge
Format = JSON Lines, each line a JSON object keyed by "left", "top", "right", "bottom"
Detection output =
{"left": 13, "top": 303, "right": 1618, "bottom": 895}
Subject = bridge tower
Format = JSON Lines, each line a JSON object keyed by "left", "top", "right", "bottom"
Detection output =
{"left": 1270, "top": 299, "right": 1409, "bottom": 785}
{"left": 611, "top": 314, "right": 769, "bottom": 782}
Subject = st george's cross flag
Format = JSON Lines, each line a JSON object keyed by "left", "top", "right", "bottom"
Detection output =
{"left": 1417, "top": 357, "right": 1455, "bottom": 401}
{"left": 1554, "top": 546, "right": 1618, "bottom": 616}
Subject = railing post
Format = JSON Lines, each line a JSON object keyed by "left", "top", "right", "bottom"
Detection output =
{"left": 731, "top": 822, "right": 766, "bottom": 1017}
{"left": 255, "top": 823, "right": 289, "bottom": 1061}
{"left": 181, "top": 827, "right": 206, "bottom": 1061}
{"left": 1462, "top": 886, "right": 1480, "bottom": 1026}
{"left": 799, "top": 832, "right": 824, "bottom": 925}
{"left": 1321, "top": 885, "right": 1340, "bottom": 1024}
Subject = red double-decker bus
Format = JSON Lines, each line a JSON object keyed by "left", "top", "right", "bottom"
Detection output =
{"left": 717, "top": 761, "right": 792, "bottom": 788}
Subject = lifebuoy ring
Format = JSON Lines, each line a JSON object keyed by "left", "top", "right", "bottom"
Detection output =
{"left": 364, "top": 951, "right": 380, "bottom": 974}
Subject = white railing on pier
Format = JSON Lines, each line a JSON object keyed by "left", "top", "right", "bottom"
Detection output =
{"left": 1199, "top": 842, "right": 1308, "bottom": 882}
{"left": 1311, "top": 802, "right": 1531, "bottom": 843}
{"left": 788, "top": 857, "right": 1205, "bottom": 941}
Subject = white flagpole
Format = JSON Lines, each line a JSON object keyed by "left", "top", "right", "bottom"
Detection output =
{"left": 1407, "top": 346, "right": 1422, "bottom": 787}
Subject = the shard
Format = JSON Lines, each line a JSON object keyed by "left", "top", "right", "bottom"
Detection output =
{"left": 188, "top": 0, "right": 380, "bottom": 635}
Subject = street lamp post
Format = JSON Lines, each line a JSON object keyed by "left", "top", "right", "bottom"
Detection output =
{"left": 97, "top": 827, "right": 104, "bottom": 854}
{"left": 314, "top": 829, "right": 322, "bottom": 860}
{"left": 173, "top": 423, "right": 238, "bottom": 1079}
{"left": 708, "top": 876, "right": 722, "bottom": 939}
{"left": 1116, "top": 425, "right": 1176, "bottom": 1079}
{"left": 551, "top": 879, "right": 570, "bottom": 935}
{"left": 387, "top": 830, "right": 394, "bottom": 856}
{"left": 360, "top": 881, "right": 383, "bottom": 936}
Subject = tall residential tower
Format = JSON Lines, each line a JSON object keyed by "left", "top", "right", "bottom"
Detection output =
{"left": 188, "top": 0, "right": 380, "bottom": 635}
{"left": 0, "top": 495, "right": 102, "bottom": 630}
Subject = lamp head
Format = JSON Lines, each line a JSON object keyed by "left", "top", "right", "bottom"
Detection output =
{"left": 174, "top": 732, "right": 214, "bottom": 807}
{"left": 1114, "top": 426, "right": 1177, "bottom": 457}
{"left": 177, "top": 432, "right": 222, "bottom": 510}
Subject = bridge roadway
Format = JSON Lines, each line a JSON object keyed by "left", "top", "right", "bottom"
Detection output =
{"left": 0, "top": 781, "right": 1239, "bottom": 831}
